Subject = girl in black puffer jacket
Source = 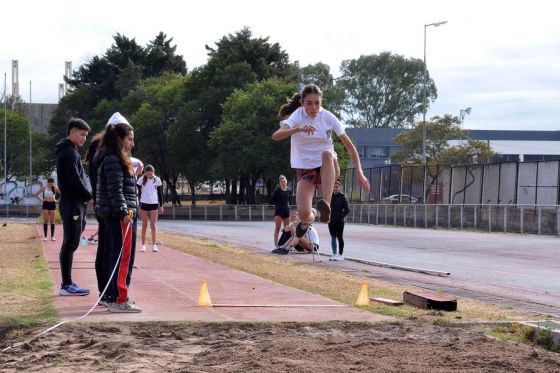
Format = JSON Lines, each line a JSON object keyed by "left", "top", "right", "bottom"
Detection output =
{"left": 94, "top": 113, "right": 141, "bottom": 313}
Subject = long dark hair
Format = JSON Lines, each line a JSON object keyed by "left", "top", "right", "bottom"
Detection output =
{"left": 47, "top": 177, "right": 56, "bottom": 194}
{"left": 85, "top": 130, "right": 105, "bottom": 166}
{"left": 99, "top": 123, "right": 134, "bottom": 175}
{"left": 278, "top": 93, "right": 302, "bottom": 119}
{"left": 141, "top": 165, "right": 155, "bottom": 186}
{"left": 278, "top": 83, "right": 323, "bottom": 119}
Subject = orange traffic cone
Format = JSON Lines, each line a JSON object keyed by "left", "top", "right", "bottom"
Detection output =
{"left": 196, "top": 279, "right": 212, "bottom": 307}
{"left": 355, "top": 281, "right": 370, "bottom": 306}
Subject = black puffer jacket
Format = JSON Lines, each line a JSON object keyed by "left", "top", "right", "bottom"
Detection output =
{"left": 94, "top": 150, "right": 137, "bottom": 220}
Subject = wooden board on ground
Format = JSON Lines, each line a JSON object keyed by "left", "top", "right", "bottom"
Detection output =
{"left": 371, "top": 297, "right": 404, "bottom": 306}
{"left": 403, "top": 290, "right": 457, "bottom": 311}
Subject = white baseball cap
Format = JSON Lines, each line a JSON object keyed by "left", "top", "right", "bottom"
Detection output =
{"left": 107, "top": 112, "right": 130, "bottom": 126}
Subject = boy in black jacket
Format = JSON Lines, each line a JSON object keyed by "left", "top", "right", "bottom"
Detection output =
{"left": 55, "top": 118, "right": 93, "bottom": 296}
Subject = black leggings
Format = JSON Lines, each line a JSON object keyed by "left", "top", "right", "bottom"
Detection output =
{"left": 328, "top": 220, "right": 345, "bottom": 255}
{"left": 58, "top": 199, "right": 87, "bottom": 286}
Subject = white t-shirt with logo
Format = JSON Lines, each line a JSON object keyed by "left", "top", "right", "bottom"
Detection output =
{"left": 137, "top": 176, "right": 162, "bottom": 205}
{"left": 305, "top": 226, "right": 320, "bottom": 245}
{"left": 283, "top": 107, "right": 345, "bottom": 169}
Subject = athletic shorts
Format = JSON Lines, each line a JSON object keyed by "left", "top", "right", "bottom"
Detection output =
{"left": 274, "top": 207, "right": 290, "bottom": 219}
{"left": 42, "top": 201, "right": 57, "bottom": 211}
{"left": 294, "top": 243, "right": 319, "bottom": 252}
{"left": 140, "top": 203, "right": 159, "bottom": 211}
{"left": 296, "top": 167, "right": 321, "bottom": 189}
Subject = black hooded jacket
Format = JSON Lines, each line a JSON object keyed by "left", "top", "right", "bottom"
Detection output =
{"left": 55, "top": 138, "right": 92, "bottom": 202}
{"left": 94, "top": 149, "right": 137, "bottom": 220}
{"left": 329, "top": 192, "right": 350, "bottom": 223}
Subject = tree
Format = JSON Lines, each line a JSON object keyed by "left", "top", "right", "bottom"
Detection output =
{"left": 300, "top": 62, "right": 333, "bottom": 90}
{"left": 209, "top": 78, "right": 295, "bottom": 204}
{"left": 0, "top": 109, "right": 51, "bottom": 181}
{"left": 392, "top": 115, "right": 495, "bottom": 166}
{"left": 50, "top": 32, "right": 187, "bottom": 150}
{"left": 179, "top": 28, "right": 297, "bottom": 201}
{"left": 127, "top": 74, "right": 187, "bottom": 204}
{"left": 143, "top": 32, "right": 187, "bottom": 77}
{"left": 338, "top": 52, "right": 437, "bottom": 128}
{"left": 205, "top": 28, "right": 293, "bottom": 81}
{"left": 392, "top": 114, "right": 496, "bottom": 201}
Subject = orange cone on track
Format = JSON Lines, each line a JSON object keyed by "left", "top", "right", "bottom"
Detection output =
{"left": 196, "top": 279, "right": 212, "bottom": 307}
{"left": 355, "top": 281, "right": 370, "bottom": 306}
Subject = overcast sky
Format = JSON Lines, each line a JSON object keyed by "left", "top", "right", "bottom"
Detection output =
{"left": 1, "top": 0, "right": 558, "bottom": 131}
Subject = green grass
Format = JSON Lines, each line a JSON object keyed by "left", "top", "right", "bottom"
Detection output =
{"left": 488, "top": 322, "right": 559, "bottom": 353}
{"left": 0, "top": 224, "right": 57, "bottom": 330}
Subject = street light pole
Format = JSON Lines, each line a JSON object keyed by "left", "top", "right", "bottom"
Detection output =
{"left": 422, "top": 21, "right": 447, "bottom": 165}
{"left": 459, "top": 107, "right": 472, "bottom": 129}
{"left": 3, "top": 73, "right": 7, "bottom": 208}
{"left": 29, "top": 81, "right": 32, "bottom": 189}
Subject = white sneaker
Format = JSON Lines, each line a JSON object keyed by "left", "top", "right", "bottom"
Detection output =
{"left": 140, "top": 245, "right": 146, "bottom": 252}
{"left": 152, "top": 244, "right": 158, "bottom": 252}
{"left": 43, "top": 237, "right": 48, "bottom": 241}
{"left": 51, "top": 237, "right": 56, "bottom": 241}
{"left": 335, "top": 255, "right": 344, "bottom": 261}
{"left": 329, "top": 254, "right": 337, "bottom": 261}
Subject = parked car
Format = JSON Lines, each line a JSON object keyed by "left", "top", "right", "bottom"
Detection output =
{"left": 382, "top": 194, "right": 418, "bottom": 204}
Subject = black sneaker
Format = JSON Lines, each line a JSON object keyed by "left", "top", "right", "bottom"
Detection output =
{"left": 271, "top": 248, "right": 282, "bottom": 254}
{"left": 316, "top": 199, "right": 331, "bottom": 223}
{"left": 277, "top": 248, "right": 289, "bottom": 255}
{"left": 295, "top": 221, "right": 310, "bottom": 238}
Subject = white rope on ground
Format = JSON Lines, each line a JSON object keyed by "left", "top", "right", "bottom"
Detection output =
{"left": 1, "top": 222, "right": 131, "bottom": 353}
{"left": 212, "top": 304, "right": 346, "bottom": 307}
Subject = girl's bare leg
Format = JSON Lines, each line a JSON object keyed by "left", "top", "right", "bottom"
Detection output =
{"left": 296, "top": 180, "right": 316, "bottom": 223}
{"left": 273, "top": 215, "right": 282, "bottom": 246}
{"left": 140, "top": 209, "right": 149, "bottom": 245}
{"left": 320, "top": 151, "right": 335, "bottom": 205}
{"left": 149, "top": 210, "right": 158, "bottom": 244}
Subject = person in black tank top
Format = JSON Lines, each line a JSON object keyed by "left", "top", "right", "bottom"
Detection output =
{"left": 271, "top": 175, "right": 291, "bottom": 246}
{"left": 35, "top": 177, "right": 60, "bottom": 241}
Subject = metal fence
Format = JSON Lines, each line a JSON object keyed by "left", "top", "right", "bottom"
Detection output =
{"left": 342, "top": 159, "right": 560, "bottom": 206}
{"left": 6, "top": 203, "right": 559, "bottom": 237}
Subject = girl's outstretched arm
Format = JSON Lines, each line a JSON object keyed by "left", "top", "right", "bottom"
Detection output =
{"left": 272, "top": 124, "right": 316, "bottom": 141}
{"left": 339, "top": 133, "right": 371, "bottom": 194}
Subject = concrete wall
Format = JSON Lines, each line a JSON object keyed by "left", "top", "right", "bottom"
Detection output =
{"left": 29, "top": 103, "right": 57, "bottom": 133}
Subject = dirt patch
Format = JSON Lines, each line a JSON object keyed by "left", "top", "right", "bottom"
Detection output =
{"left": 1, "top": 321, "right": 560, "bottom": 372}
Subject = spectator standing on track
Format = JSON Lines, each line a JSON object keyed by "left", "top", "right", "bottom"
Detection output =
{"left": 55, "top": 118, "right": 93, "bottom": 296}
{"left": 137, "top": 165, "right": 164, "bottom": 252}
{"left": 328, "top": 179, "right": 349, "bottom": 261}
{"left": 86, "top": 131, "right": 110, "bottom": 304}
{"left": 95, "top": 112, "right": 140, "bottom": 313}
{"left": 271, "top": 175, "right": 291, "bottom": 247}
{"left": 35, "top": 178, "right": 60, "bottom": 241}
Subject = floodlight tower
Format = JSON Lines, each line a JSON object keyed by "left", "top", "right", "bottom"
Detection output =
{"left": 11, "top": 60, "right": 19, "bottom": 107}
{"left": 64, "top": 61, "right": 72, "bottom": 96}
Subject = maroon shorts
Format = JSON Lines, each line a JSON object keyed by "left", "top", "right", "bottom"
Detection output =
{"left": 296, "top": 167, "right": 321, "bottom": 189}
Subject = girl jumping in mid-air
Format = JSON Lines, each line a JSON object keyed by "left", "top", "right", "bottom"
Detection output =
{"left": 272, "top": 83, "right": 370, "bottom": 237}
